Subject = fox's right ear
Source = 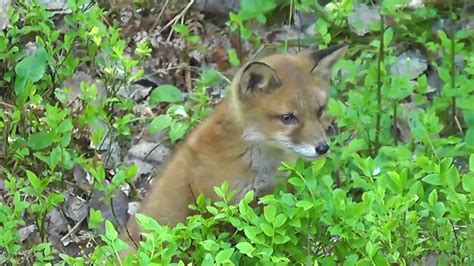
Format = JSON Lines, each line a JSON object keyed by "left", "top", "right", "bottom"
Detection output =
{"left": 310, "top": 44, "right": 348, "bottom": 79}
{"left": 238, "top": 62, "right": 282, "bottom": 100}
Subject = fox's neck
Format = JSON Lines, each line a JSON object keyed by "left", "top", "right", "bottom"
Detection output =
{"left": 224, "top": 100, "right": 292, "bottom": 175}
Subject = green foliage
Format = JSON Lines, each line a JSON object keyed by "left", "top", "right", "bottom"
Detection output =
{"left": 98, "top": 156, "right": 474, "bottom": 265}
{"left": 1, "top": 0, "right": 473, "bottom": 265}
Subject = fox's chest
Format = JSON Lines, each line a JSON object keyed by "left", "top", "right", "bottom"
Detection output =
{"left": 232, "top": 145, "right": 294, "bottom": 202}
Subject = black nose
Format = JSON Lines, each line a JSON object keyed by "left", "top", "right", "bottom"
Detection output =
{"left": 315, "top": 143, "right": 329, "bottom": 155}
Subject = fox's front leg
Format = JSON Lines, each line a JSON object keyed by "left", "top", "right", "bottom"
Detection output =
{"left": 121, "top": 175, "right": 194, "bottom": 250}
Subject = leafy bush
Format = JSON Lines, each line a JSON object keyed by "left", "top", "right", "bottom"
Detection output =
{"left": 1, "top": 0, "right": 473, "bottom": 265}
{"left": 67, "top": 155, "right": 474, "bottom": 265}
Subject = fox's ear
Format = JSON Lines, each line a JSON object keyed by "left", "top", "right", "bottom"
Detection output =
{"left": 307, "top": 44, "right": 348, "bottom": 79}
{"left": 238, "top": 62, "right": 282, "bottom": 99}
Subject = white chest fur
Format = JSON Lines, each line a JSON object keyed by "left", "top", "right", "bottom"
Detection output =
{"left": 235, "top": 142, "right": 294, "bottom": 200}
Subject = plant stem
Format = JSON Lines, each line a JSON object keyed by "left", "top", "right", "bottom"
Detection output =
{"left": 449, "top": 0, "right": 457, "bottom": 133}
{"left": 375, "top": 14, "right": 384, "bottom": 155}
{"left": 392, "top": 100, "right": 398, "bottom": 146}
{"left": 310, "top": 2, "right": 333, "bottom": 27}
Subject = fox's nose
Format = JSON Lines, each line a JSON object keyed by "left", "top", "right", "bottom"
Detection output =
{"left": 315, "top": 143, "right": 329, "bottom": 155}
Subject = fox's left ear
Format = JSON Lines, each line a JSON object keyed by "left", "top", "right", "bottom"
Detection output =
{"left": 238, "top": 62, "right": 282, "bottom": 100}
{"left": 303, "top": 44, "right": 348, "bottom": 80}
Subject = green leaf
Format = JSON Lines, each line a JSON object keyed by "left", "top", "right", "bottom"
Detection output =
{"left": 462, "top": 174, "right": 474, "bottom": 193}
{"left": 169, "top": 121, "right": 189, "bottom": 143}
{"left": 463, "top": 111, "right": 474, "bottom": 127}
{"left": 273, "top": 234, "right": 291, "bottom": 245}
{"left": 27, "top": 132, "right": 53, "bottom": 150}
{"left": 264, "top": 205, "right": 276, "bottom": 223}
{"left": 58, "top": 119, "right": 73, "bottom": 133}
{"left": 470, "top": 154, "right": 474, "bottom": 172}
{"left": 26, "top": 170, "right": 41, "bottom": 190}
{"left": 422, "top": 174, "right": 442, "bottom": 186}
{"left": 243, "top": 190, "right": 254, "bottom": 204}
{"left": 67, "top": 0, "right": 77, "bottom": 11}
{"left": 437, "top": 67, "right": 450, "bottom": 83}
{"left": 188, "top": 35, "right": 199, "bottom": 44}
{"left": 383, "top": 27, "right": 394, "bottom": 47}
{"left": 88, "top": 209, "right": 104, "bottom": 229}
{"left": 201, "top": 240, "right": 220, "bottom": 251}
{"left": 345, "top": 203, "right": 365, "bottom": 220}
{"left": 383, "top": 0, "right": 408, "bottom": 10}
{"left": 288, "top": 177, "right": 305, "bottom": 187}
{"left": 206, "top": 206, "right": 218, "bottom": 215}
{"left": 104, "top": 220, "right": 118, "bottom": 240}
{"left": 341, "top": 138, "right": 366, "bottom": 160}
{"left": 437, "top": 30, "right": 451, "bottom": 50}
{"left": 136, "top": 213, "right": 161, "bottom": 232}
{"left": 14, "top": 46, "right": 47, "bottom": 98}
{"left": 173, "top": 24, "right": 189, "bottom": 36}
{"left": 149, "top": 85, "right": 183, "bottom": 105}
{"left": 465, "top": 128, "right": 474, "bottom": 149}
{"left": 433, "top": 202, "right": 446, "bottom": 218}
{"left": 322, "top": 175, "right": 333, "bottom": 188}
{"left": 274, "top": 214, "right": 287, "bottom": 228}
{"left": 296, "top": 200, "right": 314, "bottom": 210}
{"left": 312, "top": 157, "right": 326, "bottom": 172}
{"left": 417, "top": 74, "right": 428, "bottom": 93}
{"left": 260, "top": 223, "right": 273, "bottom": 237}
{"left": 239, "top": 0, "right": 277, "bottom": 21}
{"left": 48, "top": 146, "right": 62, "bottom": 170}
{"left": 386, "top": 171, "right": 402, "bottom": 194}
{"left": 215, "top": 248, "right": 234, "bottom": 263}
{"left": 149, "top": 115, "right": 172, "bottom": 134}
{"left": 214, "top": 186, "right": 224, "bottom": 199}
{"left": 228, "top": 49, "right": 240, "bottom": 67}
{"left": 244, "top": 226, "right": 261, "bottom": 243}
{"left": 446, "top": 166, "right": 460, "bottom": 190}
{"left": 236, "top": 242, "right": 254, "bottom": 256}
{"left": 200, "top": 69, "right": 221, "bottom": 86}
{"left": 428, "top": 189, "right": 438, "bottom": 206}
{"left": 365, "top": 241, "right": 377, "bottom": 258}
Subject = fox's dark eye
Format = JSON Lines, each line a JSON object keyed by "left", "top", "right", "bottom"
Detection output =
{"left": 280, "top": 114, "right": 298, "bottom": 124}
{"left": 317, "top": 106, "right": 325, "bottom": 117}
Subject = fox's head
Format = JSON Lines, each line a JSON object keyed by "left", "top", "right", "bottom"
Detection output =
{"left": 231, "top": 44, "right": 347, "bottom": 160}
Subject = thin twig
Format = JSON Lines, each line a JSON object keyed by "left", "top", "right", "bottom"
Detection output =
{"left": 374, "top": 14, "right": 385, "bottom": 156}
{"left": 449, "top": 219, "right": 461, "bottom": 260}
{"left": 60, "top": 216, "right": 87, "bottom": 242}
{"left": 0, "top": 101, "right": 14, "bottom": 108}
{"left": 110, "top": 197, "right": 139, "bottom": 249}
{"left": 250, "top": 45, "right": 265, "bottom": 61}
{"left": 143, "top": 140, "right": 166, "bottom": 161}
{"left": 454, "top": 115, "right": 464, "bottom": 135}
{"left": 150, "top": 0, "right": 170, "bottom": 33}
{"left": 392, "top": 101, "right": 398, "bottom": 146}
{"left": 449, "top": 0, "right": 457, "bottom": 133}
{"left": 161, "top": 0, "right": 195, "bottom": 41}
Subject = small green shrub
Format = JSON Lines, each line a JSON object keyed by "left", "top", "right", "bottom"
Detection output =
{"left": 84, "top": 155, "right": 473, "bottom": 265}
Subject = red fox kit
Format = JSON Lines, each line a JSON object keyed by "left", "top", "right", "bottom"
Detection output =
{"left": 122, "top": 44, "right": 348, "bottom": 248}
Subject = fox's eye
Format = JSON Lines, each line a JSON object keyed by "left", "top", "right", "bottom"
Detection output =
{"left": 317, "top": 107, "right": 325, "bottom": 117}
{"left": 280, "top": 114, "right": 298, "bottom": 124}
